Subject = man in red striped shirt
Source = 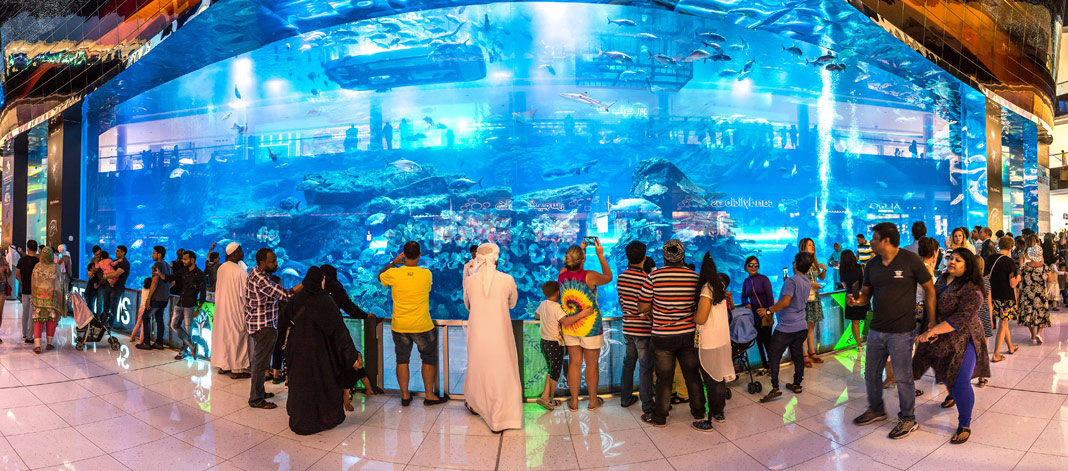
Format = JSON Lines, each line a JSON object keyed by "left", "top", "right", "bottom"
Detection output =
{"left": 617, "top": 241, "right": 653, "bottom": 414}
{"left": 637, "top": 240, "right": 706, "bottom": 429}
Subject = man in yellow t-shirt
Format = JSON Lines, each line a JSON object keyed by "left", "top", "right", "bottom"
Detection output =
{"left": 378, "top": 241, "right": 448, "bottom": 407}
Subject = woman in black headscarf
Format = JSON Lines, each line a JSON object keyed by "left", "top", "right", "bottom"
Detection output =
{"left": 279, "top": 266, "right": 361, "bottom": 435}
{"left": 321, "top": 264, "right": 379, "bottom": 403}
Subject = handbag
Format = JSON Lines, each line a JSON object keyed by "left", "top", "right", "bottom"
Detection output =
{"left": 751, "top": 281, "right": 773, "bottom": 327}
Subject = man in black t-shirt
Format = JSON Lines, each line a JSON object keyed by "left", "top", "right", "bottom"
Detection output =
{"left": 986, "top": 236, "right": 1018, "bottom": 361}
{"left": 101, "top": 245, "right": 130, "bottom": 326}
{"left": 848, "top": 223, "right": 935, "bottom": 440}
{"left": 16, "top": 240, "right": 39, "bottom": 343}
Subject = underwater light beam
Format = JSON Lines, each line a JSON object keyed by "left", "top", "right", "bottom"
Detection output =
{"left": 816, "top": 67, "right": 834, "bottom": 251}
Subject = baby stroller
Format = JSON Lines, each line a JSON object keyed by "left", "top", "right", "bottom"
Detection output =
{"left": 72, "top": 291, "right": 120, "bottom": 351}
{"left": 728, "top": 308, "right": 761, "bottom": 396}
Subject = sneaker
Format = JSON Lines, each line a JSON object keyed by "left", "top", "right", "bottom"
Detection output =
{"left": 642, "top": 415, "right": 666, "bottom": 428}
{"left": 759, "top": 388, "right": 782, "bottom": 403}
{"left": 620, "top": 396, "right": 638, "bottom": 408}
{"left": 711, "top": 413, "right": 726, "bottom": 423}
{"left": 853, "top": 409, "right": 888, "bottom": 426}
{"left": 135, "top": 343, "right": 152, "bottom": 350}
{"left": 888, "top": 420, "right": 918, "bottom": 439}
{"left": 691, "top": 420, "right": 715, "bottom": 432}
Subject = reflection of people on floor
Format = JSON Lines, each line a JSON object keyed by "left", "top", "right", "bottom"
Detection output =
{"left": 462, "top": 243, "right": 522, "bottom": 432}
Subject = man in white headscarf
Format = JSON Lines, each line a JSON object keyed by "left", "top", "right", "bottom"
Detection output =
{"left": 211, "top": 242, "right": 252, "bottom": 378}
{"left": 462, "top": 243, "right": 521, "bottom": 432}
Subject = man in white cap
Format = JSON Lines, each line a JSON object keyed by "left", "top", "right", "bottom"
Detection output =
{"left": 211, "top": 242, "right": 252, "bottom": 378}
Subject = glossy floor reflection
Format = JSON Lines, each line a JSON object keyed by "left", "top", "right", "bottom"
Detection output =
{"left": 2, "top": 301, "right": 1067, "bottom": 470}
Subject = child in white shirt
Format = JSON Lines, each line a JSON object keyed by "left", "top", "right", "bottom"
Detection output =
{"left": 534, "top": 280, "right": 594, "bottom": 410}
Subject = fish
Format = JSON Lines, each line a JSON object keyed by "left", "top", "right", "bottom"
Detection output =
{"left": 221, "top": 112, "right": 232, "bottom": 121}
{"left": 512, "top": 109, "right": 537, "bottom": 124}
{"left": 296, "top": 180, "right": 321, "bottom": 191}
{"left": 169, "top": 168, "right": 188, "bottom": 179}
{"left": 696, "top": 32, "right": 727, "bottom": 42}
{"left": 542, "top": 159, "right": 598, "bottom": 180}
{"left": 268, "top": 148, "right": 279, "bottom": 162}
{"left": 310, "top": 89, "right": 320, "bottom": 97}
{"left": 742, "top": 59, "right": 755, "bottom": 72}
{"left": 876, "top": 180, "right": 888, "bottom": 188}
{"left": 807, "top": 53, "right": 836, "bottom": 64}
{"left": 279, "top": 197, "right": 301, "bottom": 211}
{"left": 648, "top": 52, "right": 679, "bottom": 66}
{"left": 608, "top": 17, "right": 638, "bottom": 26}
{"left": 710, "top": 53, "right": 732, "bottom": 61}
{"left": 683, "top": 49, "right": 712, "bottom": 62}
{"left": 782, "top": 45, "right": 803, "bottom": 56}
{"left": 445, "top": 13, "right": 463, "bottom": 23}
{"left": 538, "top": 64, "right": 556, "bottom": 75}
{"left": 281, "top": 267, "right": 300, "bottom": 278}
{"left": 307, "top": 109, "right": 322, "bottom": 116}
{"left": 178, "top": 158, "right": 195, "bottom": 165}
{"left": 750, "top": 5, "right": 799, "bottom": 30}
{"left": 598, "top": 49, "right": 634, "bottom": 62}
{"left": 131, "top": 239, "right": 144, "bottom": 249}
{"left": 717, "top": 69, "right": 739, "bottom": 78}
{"left": 702, "top": 42, "right": 723, "bottom": 51}
{"left": 825, "top": 63, "right": 846, "bottom": 72}
{"left": 449, "top": 177, "right": 483, "bottom": 191}
{"left": 728, "top": 8, "right": 764, "bottom": 18}
{"left": 423, "top": 116, "right": 435, "bottom": 126}
{"left": 230, "top": 123, "right": 244, "bottom": 133}
{"left": 636, "top": 33, "right": 658, "bottom": 40}
{"left": 949, "top": 193, "right": 964, "bottom": 205}
{"left": 763, "top": 160, "right": 770, "bottom": 168}
{"left": 234, "top": 87, "right": 241, "bottom": 99}
{"left": 482, "top": 13, "right": 490, "bottom": 31}
{"left": 386, "top": 159, "right": 421, "bottom": 172}
{"left": 365, "top": 213, "right": 387, "bottom": 226}
{"left": 610, "top": 198, "right": 661, "bottom": 213}
{"left": 368, "top": 32, "right": 388, "bottom": 40}
{"left": 559, "top": 92, "right": 616, "bottom": 112}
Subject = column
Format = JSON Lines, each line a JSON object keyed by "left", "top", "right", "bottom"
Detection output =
{"left": 46, "top": 104, "right": 82, "bottom": 267}
{"left": 985, "top": 99, "right": 1003, "bottom": 232}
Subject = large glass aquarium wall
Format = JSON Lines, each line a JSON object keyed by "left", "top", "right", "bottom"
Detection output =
{"left": 83, "top": 1, "right": 1022, "bottom": 321}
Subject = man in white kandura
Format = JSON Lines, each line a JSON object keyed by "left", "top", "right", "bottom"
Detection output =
{"left": 211, "top": 242, "right": 252, "bottom": 379}
{"left": 462, "top": 243, "right": 521, "bottom": 433}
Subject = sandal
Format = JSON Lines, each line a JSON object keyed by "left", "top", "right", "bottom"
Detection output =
{"left": 568, "top": 399, "right": 579, "bottom": 411}
{"left": 536, "top": 398, "right": 556, "bottom": 411}
{"left": 804, "top": 359, "right": 813, "bottom": 368}
{"left": 977, "top": 378, "right": 988, "bottom": 388}
{"left": 32, "top": 346, "right": 40, "bottom": 354}
{"left": 785, "top": 383, "right": 802, "bottom": 394}
{"left": 808, "top": 354, "right": 824, "bottom": 364}
{"left": 950, "top": 427, "right": 971, "bottom": 444}
{"left": 670, "top": 394, "right": 689, "bottom": 405}
{"left": 991, "top": 355, "right": 1005, "bottom": 363}
{"left": 1007, "top": 345, "right": 1019, "bottom": 355}
{"left": 588, "top": 396, "right": 604, "bottom": 410}
{"left": 941, "top": 396, "right": 955, "bottom": 409}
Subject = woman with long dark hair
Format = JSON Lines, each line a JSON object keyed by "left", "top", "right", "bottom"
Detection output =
{"left": 559, "top": 239, "right": 613, "bottom": 410}
{"left": 838, "top": 250, "right": 867, "bottom": 350}
{"left": 740, "top": 255, "right": 774, "bottom": 374}
{"left": 798, "top": 238, "right": 826, "bottom": 366}
{"left": 691, "top": 253, "right": 736, "bottom": 430}
{"left": 912, "top": 248, "right": 991, "bottom": 444}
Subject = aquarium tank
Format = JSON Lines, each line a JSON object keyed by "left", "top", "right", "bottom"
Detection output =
{"left": 82, "top": 0, "right": 1020, "bottom": 328}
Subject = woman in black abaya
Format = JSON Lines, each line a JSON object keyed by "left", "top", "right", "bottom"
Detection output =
{"left": 279, "top": 266, "right": 361, "bottom": 435}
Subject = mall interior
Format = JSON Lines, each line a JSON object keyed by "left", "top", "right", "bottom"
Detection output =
{"left": 1, "top": 0, "right": 1068, "bottom": 469}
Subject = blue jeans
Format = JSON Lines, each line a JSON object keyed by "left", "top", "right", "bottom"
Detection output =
{"left": 621, "top": 335, "right": 654, "bottom": 413}
{"left": 864, "top": 329, "right": 916, "bottom": 422}
{"left": 171, "top": 306, "right": 196, "bottom": 350}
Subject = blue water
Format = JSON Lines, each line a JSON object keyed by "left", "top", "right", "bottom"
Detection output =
{"left": 81, "top": 1, "right": 1028, "bottom": 320}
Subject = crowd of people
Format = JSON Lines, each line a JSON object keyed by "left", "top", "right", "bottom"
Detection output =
{"left": 0, "top": 219, "right": 1062, "bottom": 440}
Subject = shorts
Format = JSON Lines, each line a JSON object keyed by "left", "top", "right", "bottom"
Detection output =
{"left": 392, "top": 329, "right": 438, "bottom": 365}
{"left": 540, "top": 339, "right": 565, "bottom": 382}
{"left": 992, "top": 299, "right": 1018, "bottom": 320}
{"left": 562, "top": 334, "right": 605, "bottom": 350}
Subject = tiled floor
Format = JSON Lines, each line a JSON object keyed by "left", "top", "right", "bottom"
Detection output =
{"left": 2, "top": 302, "right": 1067, "bottom": 470}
